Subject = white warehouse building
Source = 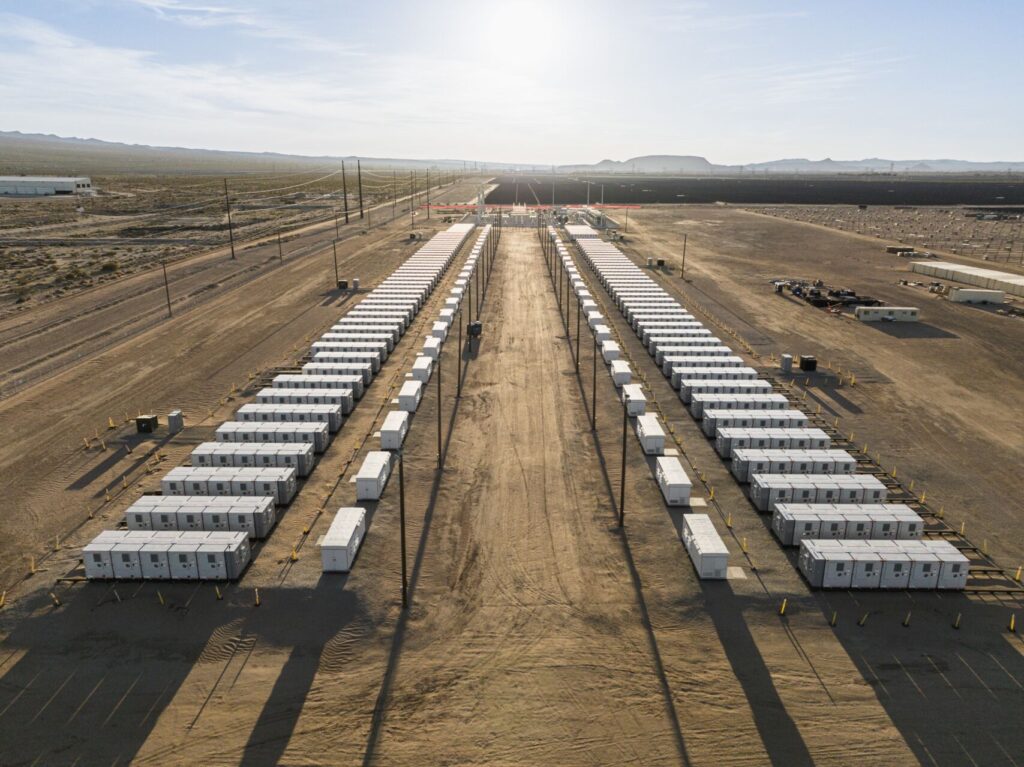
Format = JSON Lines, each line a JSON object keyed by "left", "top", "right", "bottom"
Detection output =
{"left": 0, "top": 176, "right": 93, "bottom": 196}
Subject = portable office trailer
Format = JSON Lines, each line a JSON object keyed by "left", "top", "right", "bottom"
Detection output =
{"left": 690, "top": 393, "right": 789, "bottom": 418}
{"left": 701, "top": 409, "right": 809, "bottom": 437}
{"left": 319, "top": 507, "right": 367, "bottom": 572}
{"left": 215, "top": 421, "right": 330, "bottom": 453}
{"left": 679, "top": 379, "right": 773, "bottom": 404}
{"left": 854, "top": 306, "right": 920, "bottom": 322}
{"left": 621, "top": 384, "right": 646, "bottom": 415}
{"left": 635, "top": 414, "right": 666, "bottom": 455}
{"left": 398, "top": 380, "right": 423, "bottom": 412}
{"left": 411, "top": 356, "right": 434, "bottom": 383}
{"left": 655, "top": 457, "right": 692, "bottom": 506}
{"left": 749, "top": 474, "right": 887, "bottom": 512}
{"left": 949, "top": 288, "right": 1004, "bottom": 304}
{"left": 682, "top": 514, "right": 729, "bottom": 579}
{"left": 256, "top": 387, "right": 354, "bottom": 414}
{"left": 356, "top": 451, "right": 392, "bottom": 500}
{"left": 610, "top": 360, "right": 632, "bottom": 387}
{"left": 235, "top": 403, "right": 343, "bottom": 432}
{"left": 715, "top": 427, "right": 830, "bottom": 457}
{"left": 380, "top": 410, "right": 410, "bottom": 450}
{"left": 302, "top": 362, "right": 373, "bottom": 386}
{"left": 272, "top": 374, "right": 364, "bottom": 398}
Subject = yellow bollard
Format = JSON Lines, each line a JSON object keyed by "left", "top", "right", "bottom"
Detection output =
{"left": 903, "top": 611, "right": 912, "bottom": 627}
{"left": 1014, "top": 565, "right": 1022, "bottom": 583}
{"left": 834, "top": 417, "right": 839, "bottom": 429}
{"left": 1010, "top": 614, "right": 1016, "bottom": 633}
{"left": 49, "top": 592, "right": 62, "bottom": 608}
{"left": 830, "top": 611, "right": 838, "bottom": 627}
{"left": 83, "top": 437, "right": 90, "bottom": 450}
{"left": 302, "top": 525, "right": 310, "bottom": 535}
{"left": 726, "top": 513, "right": 733, "bottom": 529}
{"left": 815, "top": 404, "right": 821, "bottom": 415}
{"left": 0, "top": 590, "right": 5, "bottom": 609}
{"left": 891, "top": 466, "right": 897, "bottom": 479}
{"left": 909, "top": 479, "right": 915, "bottom": 492}
{"left": 158, "top": 591, "right": 165, "bottom": 606}
{"left": 100, "top": 439, "right": 106, "bottom": 451}
{"left": 215, "top": 585, "right": 223, "bottom": 601}
{"left": 953, "top": 612, "right": 961, "bottom": 630}
{"left": 920, "top": 491, "right": 926, "bottom": 504}
{"left": 709, "top": 487, "right": 715, "bottom": 501}
{"left": 779, "top": 599, "right": 788, "bottom": 616}
{"left": 54, "top": 536, "right": 60, "bottom": 551}
{"left": 254, "top": 588, "right": 261, "bottom": 607}
{"left": 104, "top": 490, "right": 111, "bottom": 502}
{"left": 960, "top": 521, "right": 966, "bottom": 535}
{"left": 858, "top": 612, "right": 869, "bottom": 627}
{"left": 982, "top": 539, "right": 988, "bottom": 555}
{"left": 804, "top": 377, "right": 810, "bottom": 386}
{"left": 94, "top": 428, "right": 99, "bottom": 440}
{"left": 290, "top": 547, "right": 298, "bottom": 562}
{"left": 741, "top": 537, "right": 748, "bottom": 553}
{"left": 108, "top": 417, "right": 116, "bottom": 430}
{"left": 122, "top": 476, "right": 128, "bottom": 489}
{"left": 29, "top": 555, "right": 36, "bottom": 574}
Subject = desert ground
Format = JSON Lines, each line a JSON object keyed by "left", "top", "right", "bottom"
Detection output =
{"left": 0, "top": 207, "right": 1022, "bottom": 766}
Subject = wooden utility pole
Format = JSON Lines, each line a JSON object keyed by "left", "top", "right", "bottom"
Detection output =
{"left": 332, "top": 240, "right": 339, "bottom": 286}
{"left": 681, "top": 233, "right": 688, "bottom": 278}
{"left": 161, "top": 260, "right": 172, "bottom": 317}
{"left": 357, "top": 159, "right": 364, "bottom": 219}
{"left": 342, "top": 160, "right": 350, "bottom": 223}
{"left": 398, "top": 450, "right": 408, "bottom": 608}
{"left": 409, "top": 171, "right": 415, "bottom": 229}
{"left": 223, "top": 179, "right": 236, "bottom": 260}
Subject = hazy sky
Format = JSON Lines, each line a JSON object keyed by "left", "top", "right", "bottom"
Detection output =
{"left": 1, "top": 0, "right": 1021, "bottom": 164}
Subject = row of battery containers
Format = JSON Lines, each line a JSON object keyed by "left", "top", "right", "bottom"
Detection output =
{"left": 162, "top": 466, "right": 297, "bottom": 504}
{"left": 123, "top": 495, "right": 276, "bottom": 538}
{"left": 772, "top": 503, "right": 923, "bottom": 546}
{"left": 549, "top": 230, "right": 695, "bottom": 512}
{"left": 84, "top": 530, "right": 250, "bottom": 581}
{"left": 234, "top": 403, "right": 342, "bottom": 432}
{"left": 798, "top": 539, "right": 968, "bottom": 590}
{"left": 216, "top": 422, "right": 331, "bottom": 453}
{"left": 749, "top": 474, "right": 887, "bottom": 512}
{"left": 190, "top": 442, "right": 315, "bottom": 476}
{"left": 730, "top": 449, "right": 857, "bottom": 482}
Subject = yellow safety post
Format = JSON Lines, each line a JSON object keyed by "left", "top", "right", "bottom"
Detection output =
{"left": 83, "top": 437, "right": 90, "bottom": 450}
{"left": 903, "top": 611, "right": 912, "bottom": 627}
{"left": 920, "top": 491, "right": 926, "bottom": 504}
{"left": 1014, "top": 565, "right": 1022, "bottom": 583}
{"left": 830, "top": 611, "right": 838, "bottom": 627}
{"left": 0, "top": 591, "right": 5, "bottom": 609}
{"left": 960, "top": 521, "right": 966, "bottom": 535}
{"left": 104, "top": 490, "right": 111, "bottom": 503}
{"left": 953, "top": 612, "right": 961, "bottom": 630}
{"left": 858, "top": 612, "right": 869, "bottom": 627}
{"left": 909, "top": 479, "right": 915, "bottom": 492}
{"left": 850, "top": 374, "right": 857, "bottom": 386}
{"left": 29, "top": 555, "right": 36, "bottom": 574}
{"left": 891, "top": 466, "right": 897, "bottom": 479}
{"left": 302, "top": 525, "right": 310, "bottom": 535}
{"left": 158, "top": 591, "right": 165, "bottom": 606}
{"left": 982, "top": 540, "right": 989, "bottom": 555}
{"left": 94, "top": 428, "right": 100, "bottom": 440}
{"left": 1010, "top": 614, "right": 1016, "bottom": 633}
{"left": 741, "top": 537, "right": 748, "bottom": 553}
{"left": 53, "top": 536, "right": 60, "bottom": 551}
{"left": 709, "top": 487, "right": 715, "bottom": 501}
{"left": 815, "top": 404, "right": 822, "bottom": 415}
{"left": 290, "top": 547, "right": 298, "bottom": 562}
{"left": 779, "top": 599, "right": 788, "bottom": 616}
{"left": 833, "top": 417, "right": 839, "bottom": 429}
{"left": 254, "top": 588, "right": 261, "bottom": 607}
{"left": 215, "top": 585, "right": 223, "bottom": 601}
{"left": 804, "top": 377, "right": 810, "bottom": 387}
{"left": 107, "top": 417, "right": 116, "bottom": 429}
{"left": 122, "top": 476, "right": 128, "bottom": 490}
{"left": 125, "top": 444, "right": 132, "bottom": 454}
{"left": 726, "top": 513, "right": 733, "bottom": 529}
{"left": 49, "top": 592, "right": 62, "bottom": 608}
{"left": 100, "top": 439, "right": 106, "bottom": 451}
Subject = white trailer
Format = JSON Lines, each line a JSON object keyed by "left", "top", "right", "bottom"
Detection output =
{"left": 318, "top": 507, "right": 367, "bottom": 572}
{"left": 682, "top": 514, "right": 729, "bottom": 579}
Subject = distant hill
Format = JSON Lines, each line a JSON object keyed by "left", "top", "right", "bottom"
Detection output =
{"left": 1, "top": 131, "right": 1022, "bottom": 176}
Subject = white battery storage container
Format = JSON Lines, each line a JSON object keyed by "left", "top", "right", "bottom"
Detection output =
{"left": 690, "top": 393, "right": 789, "bottom": 419}
{"left": 635, "top": 414, "right": 666, "bottom": 455}
{"left": 701, "top": 409, "right": 809, "bottom": 438}
{"left": 621, "top": 384, "right": 646, "bottom": 415}
{"left": 318, "top": 507, "right": 367, "bottom": 572}
{"left": 679, "top": 379, "right": 773, "bottom": 404}
{"left": 594, "top": 325, "right": 612, "bottom": 343}
{"left": 356, "top": 451, "right": 392, "bottom": 500}
{"left": 798, "top": 540, "right": 966, "bottom": 589}
{"left": 610, "top": 360, "right": 632, "bottom": 387}
{"left": 730, "top": 449, "right": 857, "bottom": 482}
{"left": 667, "top": 366, "right": 757, "bottom": 383}
{"left": 681, "top": 514, "right": 729, "bottom": 579}
{"left": 601, "top": 340, "right": 620, "bottom": 362}
{"left": 312, "top": 350, "right": 382, "bottom": 373}
{"left": 411, "top": 356, "right": 434, "bottom": 383}
{"left": 190, "top": 442, "right": 315, "bottom": 476}
{"left": 302, "top": 362, "right": 373, "bottom": 386}
{"left": 715, "top": 427, "right": 830, "bottom": 457}
{"left": 380, "top": 411, "right": 410, "bottom": 450}
{"left": 273, "top": 374, "right": 365, "bottom": 399}
{"left": 398, "top": 380, "right": 424, "bottom": 412}
{"left": 257, "top": 387, "right": 354, "bottom": 414}
{"left": 655, "top": 456, "right": 692, "bottom": 506}
{"left": 216, "top": 422, "right": 330, "bottom": 453}
{"left": 749, "top": 474, "right": 888, "bottom": 512}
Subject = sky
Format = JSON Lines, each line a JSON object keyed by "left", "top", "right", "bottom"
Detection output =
{"left": 0, "top": 0, "right": 1022, "bottom": 165}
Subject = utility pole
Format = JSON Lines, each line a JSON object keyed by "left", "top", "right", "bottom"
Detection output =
{"left": 277, "top": 232, "right": 284, "bottom": 264}
{"left": 332, "top": 206, "right": 340, "bottom": 238}
{"left": 357, "top": 159, "right": 365, "bottom": 220}
{"left": 161, "top": 260, "right": 172, "bottom": 318}
{"left": 223, "top": 178, "right": 236, "bottom": 260}
{"left": 392, "top": 170, "right": 397, "bottom": 219}
{"left": 619, "top": 399, "right": 627, "bottom": 527}
{"left": 426, "top": 171, "right": 431, "bottom": 220}
{"left": 436, "top": 339, "right": 443, "bottom": 469}
{"left": 332, "top": 240, "right": 339, "bottom": 286}
{"left": 342, "top": 160, "right": 350, "bottom": 224}
{"left": 398, "top": 450, "right": 408, "bottom": 608}
{"left": 591, "top": 332, "right": 597, "bottom": 431}
{"left": 457, "top": 302, "right": 463, "bottom": 397}
{"left": 409, "top": 170, "right": 415, "bottom": 229}
{"left": 681, "top": 233, "right": 688, "bottom": 278}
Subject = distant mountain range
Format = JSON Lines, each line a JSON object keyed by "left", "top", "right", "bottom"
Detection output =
{"left": 1, "top": 131, "right": 1022, "bottom": 175}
